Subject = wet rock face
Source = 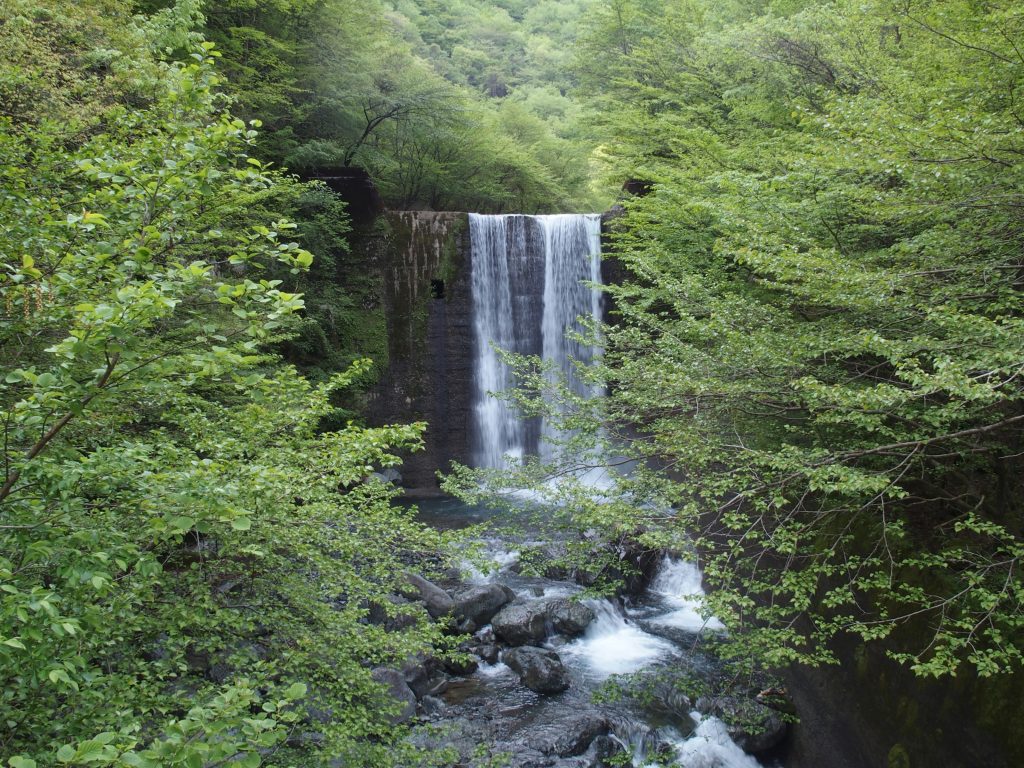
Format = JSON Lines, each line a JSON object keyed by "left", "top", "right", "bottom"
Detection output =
{"left": 572, "top": 537, "right": 662, "bottom": 597}
{"left": 371, "top": 667, "right": 417, "bottom": 724}
{"left": 453, "top": 583, "right": 515, "bottom": 629}
{"left": 401, "top": 656, "right": 448, "bottom": 700}
{"left": 443, "top": 643, "right": 479, "bottom": 676}
{"left": 696, "top": 694, "right": 789, "bottom": 754}
{"left": 491, "top": 602, "right": 548, "bottom": 646}
{"left": 544, "top": 598, "right": 594, "bottom": 636}
{"left": 360, "top": 212, "right": 473, "bottom": 492}
{"left": 404, "top": 573, "right": 454, "bottom": 620}
{"left": 529, "top": 710, "right": 611, "bottom": 758}
{"left": 504, "top": 647, "right": 571, "bottom": 694}
{"left": 475, "top": 643, "right": 500, "bottom": 664}
{"left": 491, "top": 598, "right": 595, "bottom": 646}
{"left": 365, "top": 594, "right": 419, "bottom": 631}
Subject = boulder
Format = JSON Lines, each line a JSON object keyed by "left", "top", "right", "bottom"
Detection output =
{"left": 420, "top": 695, "right": 446, "bottom": 716}
{"left": 401, "top": 655, "right": 447, "bottom": 700}
{"left": 616, "top": 539, "right": 662, "bottom": 596}
{"left": 504, "top": 647, "right": 570, "bottom": 694}
{"left": 492, "top": 599, "right": 595, "bottom": 646}
{"left": 492, "top": 603, "right": 547, "bottom": 646}
{"left": 475, "top": 643, "right": 500, "bottom": 664}
{"left": 365, "top": 594, "right": 419, "bottom": 631}
{"left": 405, "top": 573, "right": 455, "bottom": 620}
{"left": 543, "top": 598, "right": 594, "bottom": 637}
{"left": 442, "top": 643, "right": 479, "bottom": 676}
{"left": 371, "top": 667, "right": 417, "bottom": 724}
{"left": 587, "top": 734, "right": 627, "bottom": 766}
{"left": 533, "top": 711, "right": 610, "bottom": 757}
{"left": 572, "top": 538, "right": 663, "bottom": 597}
{"left": 454, "top": 583, "right": 515, "bottom": 628}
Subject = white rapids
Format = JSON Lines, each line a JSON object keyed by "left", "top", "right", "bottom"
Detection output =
{"left": 648, "top": 556, "right": 727, "bottom": 633}
{"left": 559, "top": 600, "right": 677, "bottom": 679}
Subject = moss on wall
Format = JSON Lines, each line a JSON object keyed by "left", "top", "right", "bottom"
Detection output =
{"left": 380, "top": 211, "right": 468, "bottom": 399}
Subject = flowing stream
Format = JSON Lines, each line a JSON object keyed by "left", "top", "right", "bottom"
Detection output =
{"left": 419, "top": 214, "right": 783, "bottom": 767}
{"left": 412, "top": 497, "right": 780, "bottom": 768}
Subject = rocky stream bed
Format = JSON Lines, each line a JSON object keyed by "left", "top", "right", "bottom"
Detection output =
{"left": 376, "top": 497, "right": 794, "bottom": 768}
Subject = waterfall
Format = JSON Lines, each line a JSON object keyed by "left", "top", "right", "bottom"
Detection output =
{"left": 469, "top": 213, "right": 602, "bottom": 468}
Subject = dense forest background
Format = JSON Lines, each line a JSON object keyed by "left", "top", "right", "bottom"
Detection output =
{"left": 182, "top": 0, "right": 604, "bottom": 213}
{"left": 2, "top": 0, "right": 1023, "bottom": 766}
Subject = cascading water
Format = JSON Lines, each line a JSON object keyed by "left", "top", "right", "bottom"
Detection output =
{"left": 649, "top": 556, "right": 727, "bottom": 633}
{"left": 469, "top": 213, "right": 602, "bottom": 468}
{"left": 558, "top": 599, "right": 676, "bottom": 679}
{"left": 438, "top": 215, "right": 779, "bottom": 767}
{"left": 538, "top": 214, "right": 603, "bottom": 462}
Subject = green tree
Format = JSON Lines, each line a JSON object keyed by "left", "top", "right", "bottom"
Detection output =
{"left": 1, "top": 3, "right": 452, "bottom": 765}
{"left": 453, "top": 0, "right": 1024, "bottom": 679}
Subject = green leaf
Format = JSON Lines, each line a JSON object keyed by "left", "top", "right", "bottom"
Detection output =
{"left": 169, "top": 516, "right": 195, "bottom": 532}
{"left": 283, "top": 682, "right": 307, "bottom": 700}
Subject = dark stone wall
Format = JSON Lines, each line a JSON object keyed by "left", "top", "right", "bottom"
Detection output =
{"left": 304, "top": 166, "right": 385, "bottom": 225}
{"left": 782, "top": 617, "right": 1024, "bottom": 768}
{"left": 361, "top": 211, "right": 474, "bottom": 492}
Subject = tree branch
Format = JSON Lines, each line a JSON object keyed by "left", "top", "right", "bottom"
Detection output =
{"left": 0, "top": 353, "right": 120, "bottom": 505}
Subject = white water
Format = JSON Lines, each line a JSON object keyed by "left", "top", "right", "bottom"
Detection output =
{"left": 556, "top": 581, "right": 762, "bottom": 768}
{"left": 462, "top": 542, "right": 521, "bottom": 584}
{"left": 671, "top": 714, "right": 764, "bottom": 768}
{"left": 469, "top": 213, "right": 602, "bottom": 468}
{"left": 649, "top": 557, "right": 727, "bottom": 633}
{"left": 477, "top": 661, "right": 512, "bottom": 678}
{"left": 559, "top": 600, "right": 677, "bottom": 679}
{"left": 538, "top": 213, "right": 603, "bottom": 462}
{"left": 469, "top": 213, "right": 526, "bottom": 468}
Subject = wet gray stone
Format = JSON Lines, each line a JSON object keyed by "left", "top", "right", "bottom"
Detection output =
{"left": 696, "top": 694, "right": 788, "bottom": 754}
{"left": 492, "top": 602, "right": 548, "bottom": 645}
{"left": 371, "top": 667, "right": 417, "bottom": 723}
{"left": 454, "top": 583, "right": 515, "bottom": 626}
{"left": 504, "top": 647, "right": 570, "bottom": 694}
{"left": 405, "top": 573, "right": 455, "bottom": 620}
{"left": 543, "top": 598, "right": 594, "bottom": 637}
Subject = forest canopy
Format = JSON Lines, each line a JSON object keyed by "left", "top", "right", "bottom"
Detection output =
{"left": 0, "top": 2, "right": 458, "bottom": 766}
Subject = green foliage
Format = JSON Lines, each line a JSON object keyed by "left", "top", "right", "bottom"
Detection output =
{"left": 271, "top": 181, "right": 389, "bottom": 382}
{"left": 198, "top": 0, "right": 603, "bottom": 212}
{"left": 454, "top": 0, "right": 1024, "bottom": 679}
{"left": 1, "top": 5, "right": 456, "bottom": 765}
{"left": 588, "top": 0, "right": 1024, "bottom": 677}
